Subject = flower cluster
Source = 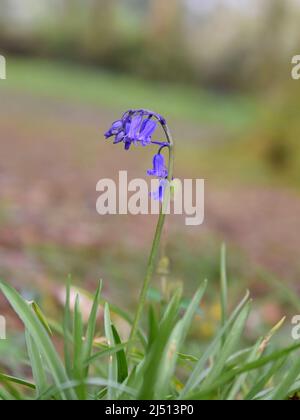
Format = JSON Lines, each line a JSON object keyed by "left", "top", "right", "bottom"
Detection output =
{"left": 105, "top": 109, "right": 167, "bottom": 151}
{"left": 105, "top": 109, "right": 170, "bottom": 201}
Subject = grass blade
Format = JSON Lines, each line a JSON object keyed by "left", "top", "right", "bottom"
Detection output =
{"left": 220, "top": 244, "right": 228, "bottom": 333}
{"left": 63, "top": 277, "right": 73, "bottom": 378}
{"left": 112, "top": 325, "right": 128, "bottom": 383}
{"left": 85, "top": 343, "right": 129, "bottom": 366}
{"left": 147, "top": 304, "right": 159, "bottom": 350}
{"left": 30, "top": 301, "right": 52, "bottom": 336}
{"left": 83, "top": 281, "right": 102, "bottom": 376}
{"left": 104, "top": 303, "right": 118, "bottom": 400}
{"left": 73, "top": 295, "right": 85, "bottom": 399}
{"left": 25, "top": 330, "right": 48, "bottom": 398}
{"left": 0, "top": 373, "right": 35, "bottom": 390}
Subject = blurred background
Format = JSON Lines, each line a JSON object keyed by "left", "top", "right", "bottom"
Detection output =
{"left": 1, "top": 0, "right": 300, "bottom": 359}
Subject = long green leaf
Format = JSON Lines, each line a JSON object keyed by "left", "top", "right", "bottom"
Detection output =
{"left": 112, "top": 325, "right": 128, "bottom": 383}
{"left": 63, "top": 277, "right": 73, "bottom": 378}
{"left": 220, "top": 244, "right": 228, "bottom": 333}
{"left": 30, "top": 301, "right": 52, "bottom": 336}
{"left": 83, "top": 281, "right": 102, "bottom": 377}
{"left": 73, "top": 295, "right": 85, "bottom": 399}
{"left": 25, "top": 330, "right": 48, "bottom": 398}
{"left": 147, "top": 304, "right": 159, "bottom": 350}
{"left": 0, "top": 373, "right": 35, "bottom": 390}
{"left": 104, "top": 303, "right": 118, "bottom": 400}
{"left": 85, "top": 343, "right": 129, "bottom": 366}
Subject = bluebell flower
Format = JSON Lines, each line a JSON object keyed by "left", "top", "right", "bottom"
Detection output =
{"left": 151, "top": 179, "right": 168, "bottom": 202}
{"left": 114, "top": 130, "right": 126, "bottom": 144}
{"left": 138, "top": 118, "right": 157, "bottom": 146}
{"left": 147, "top": 153, "right": 168, "bottom": 178}
{"left": 105, "top": 115, "right": 131, "bottom": 149}
{"left": 104, "top": 120, "right": 123, "bottom": 139}
{"left": 147, "top": 152, "right": 170, "bottom": 202}
{"left": 127, "top": 114, "right": 143, "bottom": 144}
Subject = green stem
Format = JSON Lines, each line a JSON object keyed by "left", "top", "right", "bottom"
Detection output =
{"left": 128, "top": 125, "right": 175, "bottom": 354}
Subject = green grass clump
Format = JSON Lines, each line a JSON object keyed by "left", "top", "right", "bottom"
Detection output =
{"left": 0, "top": 252, "right": 299, "bottom": 400}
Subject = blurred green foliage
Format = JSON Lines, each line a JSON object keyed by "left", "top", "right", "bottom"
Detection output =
{"left": 0, "top": 0, "right": 299, "bottom": 91}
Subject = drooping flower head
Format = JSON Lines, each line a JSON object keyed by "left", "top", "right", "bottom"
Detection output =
{"left": 105, "top": 109, "right": 167, "bottom": 151}
{"left": 104, "top": 109, "right": 171, "bottom": 201}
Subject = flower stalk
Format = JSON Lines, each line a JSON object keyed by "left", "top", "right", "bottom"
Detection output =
{"left": 104, "top": 109, "right": 175, "bottom": 357}
{"left": 128, "top": 123, "right": 174, "bottom": 353}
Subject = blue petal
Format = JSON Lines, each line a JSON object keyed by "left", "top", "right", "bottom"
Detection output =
{"left": 124, "top": 140, "right": 132, "bottom": 150}
{"left": 113, "top": 131, "right": 125, "bottom": 144}
{"left": 139, "top": 119, "right": 157, "bottom": 145}
{"left": 127, "top": 115, "right": 143, "bottom": 141}
{"left": 111, "top": 120, "right": 123, "bottom": 131}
